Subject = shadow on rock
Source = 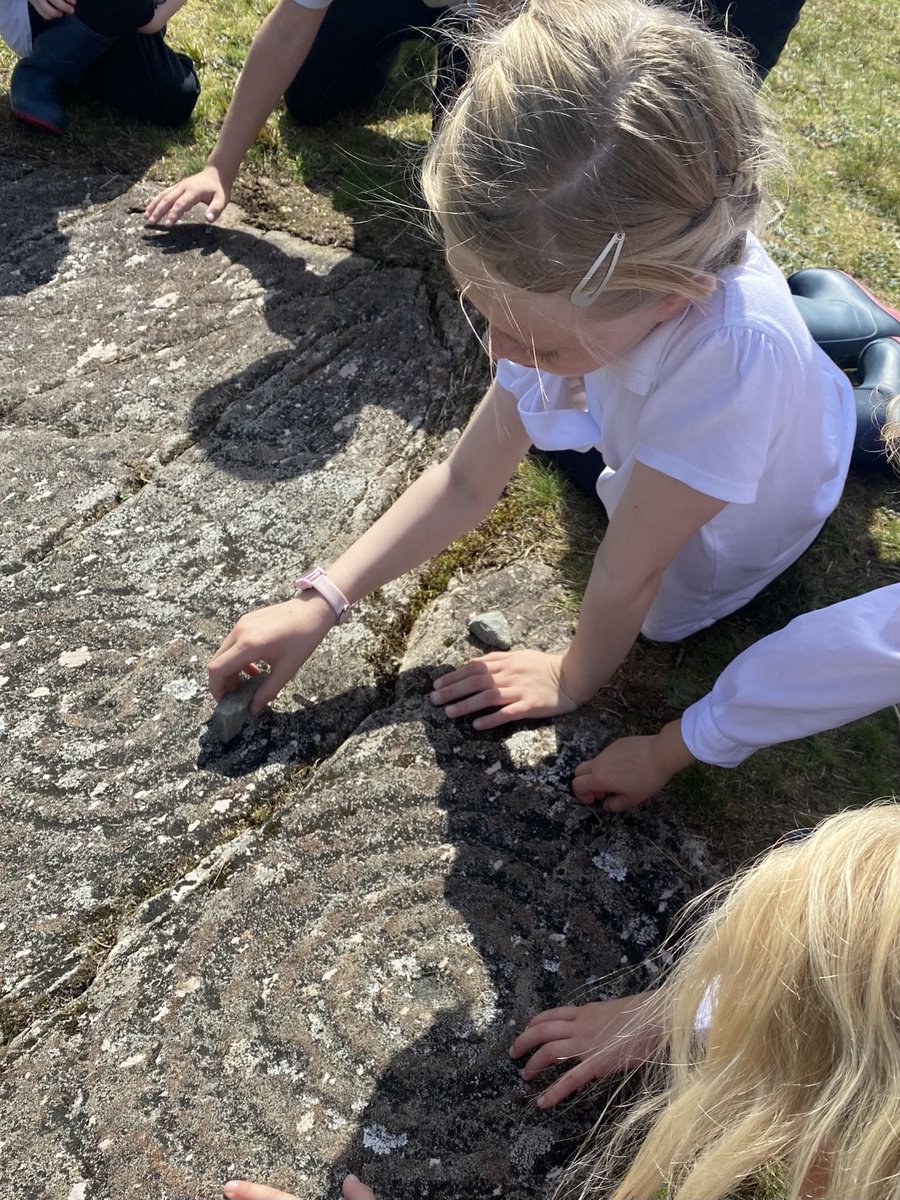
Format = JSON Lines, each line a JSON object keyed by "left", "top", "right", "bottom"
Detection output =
{"left": 149, "top": 221, "right": 474, "bottom": 483}
{"left": 303, "top": 695, "right": 714, "bottom": 1200}
{"left": 0, "top": 140, "right": 179, "bottom": 297}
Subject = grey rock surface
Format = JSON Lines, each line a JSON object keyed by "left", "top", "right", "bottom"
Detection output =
{"left": 0, "top": 162, "right": 716, "bottom": 1199}
{"left": 468, "top": 610, "right": 513, "bottom": 651}
{"left": 0, "top": 168, "right": 464, "bottom": 1030}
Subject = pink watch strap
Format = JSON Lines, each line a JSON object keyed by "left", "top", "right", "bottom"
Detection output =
{"left": 293, "top": 566, "right": 352, "bottom": 625}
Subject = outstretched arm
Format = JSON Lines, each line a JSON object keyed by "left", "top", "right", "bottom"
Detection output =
{"left": 573, "top": 581, "right": 900, "bottom": 811}
{"left": 207, "top": 380, "right": 532, "bottom": 709}
{"left": 145, "top": 0, "right": 328, "bottom": 225}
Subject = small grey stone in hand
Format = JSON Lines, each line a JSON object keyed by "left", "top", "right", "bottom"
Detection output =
{"left": 468, "top": 610, "right": 513, "bottom": 651}
{"left": 206, "top": 674, "right": 268, "bottom": 744}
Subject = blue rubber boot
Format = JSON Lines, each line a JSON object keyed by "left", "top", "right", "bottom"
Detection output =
{"left": 10, "top": 16, "right": 115, "bottom": 135}
{"left": 852, "top": 338, "right": 900, "bottom": 468}
{"left": 789, "top": 268, "right": 900, "bottom": 367}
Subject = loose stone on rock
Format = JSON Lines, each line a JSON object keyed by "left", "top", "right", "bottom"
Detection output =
{"left": 468, "top": 610, "right": 512, "bottom": 651}
{"left": 206, "top": 674, "right": 268, "bottom": 744}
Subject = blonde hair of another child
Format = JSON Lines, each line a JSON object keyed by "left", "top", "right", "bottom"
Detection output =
{"left": 884, "top": 392, "right": 900, "bottom": 464}
{"left": 422, "top": 0, "right": 780, "bottom": 319}
{"left": 563, "top": 803, "right": 900, "bottom": 1200}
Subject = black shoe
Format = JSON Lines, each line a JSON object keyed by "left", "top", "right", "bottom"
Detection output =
{"left": 852, "top": 338, "right": 900, "bottom": 468}
{"left": 10, "top": 17, "right": 114, "bottom": 134}
{"left": 789, "top": 268, "right": 900, "bottom": 367}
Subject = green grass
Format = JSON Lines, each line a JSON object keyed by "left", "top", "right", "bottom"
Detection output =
{"left": 0, "top": 0, "right": 898, "bottom": 861}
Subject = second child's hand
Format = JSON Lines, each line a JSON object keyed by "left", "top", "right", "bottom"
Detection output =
{"left": 572, "top": 720, "right": 697, "bottom": 812}
{"left": 430, "top": 649, "right": 581, "bottom": 730}
{"left": 223, "top": 1175, "right": 376, "bottom": 1200}
{"left": 509, "top": 991, "right": 663, "bottom": 1108}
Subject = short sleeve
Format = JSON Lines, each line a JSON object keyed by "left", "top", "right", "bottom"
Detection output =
{"left": 291, "top": 0, "right": 332, "bottom": 7}
{"left": 635, "top": 327, "right": 786, "bottom": 504}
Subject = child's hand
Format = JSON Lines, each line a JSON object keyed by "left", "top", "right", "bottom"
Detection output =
{"left": 28, "top": 0, "right": 76, "bottom": 17}
{"left": 430, "top": 650, "right": 580, "bottom": 730}
{"left": 144, "top": 166, "right": 231, "bottom": 228}
{"left": 572, "top": 720, "right": 696, "bottom": 812}
{"left": 509, "top": 992, "right": 662, "bottom": 1108}
{"left": 223, "top": 1177, "right": 374, "bottom": 1200}
{"left": 207, "top": 596, "right": 336, "bottom": 713}
{"left": 341, "top": 1178, "right": 376, "bottom": 1200}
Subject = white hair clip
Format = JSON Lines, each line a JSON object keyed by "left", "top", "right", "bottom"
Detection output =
{"left": 569, "top": 232, "right": 625, "bottom": 308}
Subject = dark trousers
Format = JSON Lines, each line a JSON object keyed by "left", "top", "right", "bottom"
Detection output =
{"left": 28, "top": 4, "right": 199, "bottom": 126}
{"left": 702, "top": 0, "right": 807, "bottom": 78}
{"left": 284, "top": 0, "right": 453, "bottom": 125}
{"left": 283, "top": 0, "right": 806, "bottom": 126}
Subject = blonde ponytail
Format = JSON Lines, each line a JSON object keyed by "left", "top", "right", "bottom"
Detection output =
{"left": 423, "top": 0, "right": 781, "bottom": 317}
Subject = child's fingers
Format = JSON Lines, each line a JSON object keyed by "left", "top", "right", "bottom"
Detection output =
{"left": 536, "top": 1058, "right": 607, "bottom": 1109}
{"left": 472, "top": 700, "right": 529, "bottom": 730}
{"left": 223, "top": 1182, "right": 300, "bottom": 1200}
{"left": 342, "top": 1176, "right": 376, "bottom": 1200}
{"left": 444, "top": 687, "right": 505, "bottom": 719}
{"left": 144, "top": 187, "right": 181, "bottom": 226}
{"left": 432, "top": 654, "right": 505, "bottom": 690}
{"left": 158, "top": 188, "right": 205, "bottom": 227}
{"left": 509, "top": 1019, "right": 577, "bottom": 1060}
{"left": 510, "top": 1007, "right": 580, "bottom": 1050}
{"left": 207, "top": 643, "right": 256, "bottom": 699}
{"left": 519, "top": 1039, "right": 575, "bottom": 1080}
{"left": 571, "top": 771, "right": 602, "bottom": 802}
{"left": 602, "top": 792, "right": 644, "bottom": 814}
{"left": 430, "top": 663, "right": 494, "bottom": 703}
{"left": 205, "top": 187, "right": 228, "bottom": 223}
{"left": 248, "top": 662, "right": 296, "bottom": 713}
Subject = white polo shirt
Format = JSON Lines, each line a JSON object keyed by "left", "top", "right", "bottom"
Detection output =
{"left": 496, "top": 235, "right": 856, "bottom": 641}
{"left": 682, "top": 583, "right": 900, "bottom": 768}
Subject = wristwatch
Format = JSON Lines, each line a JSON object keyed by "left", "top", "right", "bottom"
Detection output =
{"left": 293, "top": 566, "right": 352, "bottom": 625}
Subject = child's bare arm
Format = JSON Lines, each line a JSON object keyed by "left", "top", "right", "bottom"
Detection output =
{"left": 509, "top": 990, "right": 664, "bottom": 1108}
{"left": 432, "top": 463, "right": 725, "bottom": 728}
{"left": 145, "top": 0, "right": 326, "bottom": 226}
{"left": 561, "top": 463, "right": 725, "bottom": 696}
{"left": 207, "top": 381, "right": 532, "bottom": 709}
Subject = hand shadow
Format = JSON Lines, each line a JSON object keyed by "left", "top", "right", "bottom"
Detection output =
{"left": 0, "top": 108, "right": 197, "bottom": 298}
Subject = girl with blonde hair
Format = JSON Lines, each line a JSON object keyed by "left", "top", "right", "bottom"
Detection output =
{"left": 513, "top": 802, "right": 900, "bottom": 1200}
{"left": 208, "top": 0, "right": 854, "bottom": 778}
{"left": 224, "top": 804, "right": 900, "bottom": 1199}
